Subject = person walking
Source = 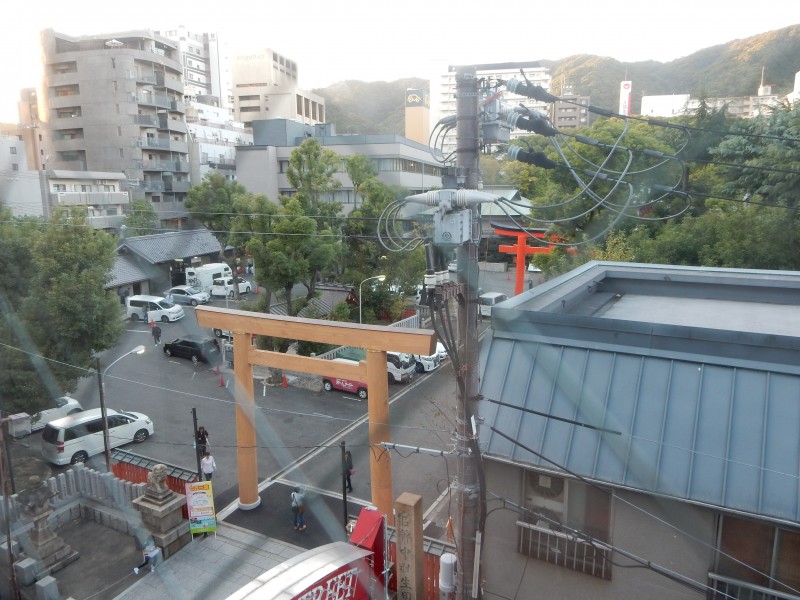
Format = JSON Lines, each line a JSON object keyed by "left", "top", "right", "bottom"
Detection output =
{"left": 200, "top": 451, "right": 216, "bottom": 481}
{"left": 133, "top": 539, "right": 160, "bottom": 575}
{"left": 291, "top": 487, "right": 306, "bottom": 531}
{"left": 196, "top": 426, "right": 209, "bottom": 456}
{"left": 151, "top": 324, "right": 162, "bottom": 346}
{"left": 344, "top": 450, "right": 354, "bottom": 492}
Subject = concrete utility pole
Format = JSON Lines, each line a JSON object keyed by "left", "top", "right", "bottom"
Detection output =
{"left": 454, "top": 65, "right": 483, "bottom": 600}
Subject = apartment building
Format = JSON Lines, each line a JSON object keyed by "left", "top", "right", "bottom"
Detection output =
{"left": 184, "top": 100, "right": 253, "bottom": 182}
{"left": 38, "top": 29, "right": 191, "bottom": 227}
{"left": 550, "top": 86, "right": 594, "bottom": 130}
{"left": 157, "top": 26, "right": 231, "bottom": 110}
{"left": 230, "top": 49, "right": 325, "bottom": 128}
{"left": 430, "top": 62, "right": 552, "bottom": 157}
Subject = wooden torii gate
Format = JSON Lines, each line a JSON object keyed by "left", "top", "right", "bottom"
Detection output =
{"left": 195, "top": 306, "right": 437, "bottom": 525}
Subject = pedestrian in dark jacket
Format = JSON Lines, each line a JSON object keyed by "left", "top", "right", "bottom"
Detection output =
{"left": 344, "top": 450, "right": 354, "bottom": 492}
{"left": 151, "top": 325, "right": 162, "bottom": 346}
{"left": 196, "top": 426, "right": 209, "bottom": 455}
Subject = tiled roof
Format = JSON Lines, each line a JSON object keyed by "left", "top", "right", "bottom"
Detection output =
{"left": 117, "top": 229, "right": 222, "bottom": 265}
{"left": 104, "top": 254, "right": 152, "bottom": 288}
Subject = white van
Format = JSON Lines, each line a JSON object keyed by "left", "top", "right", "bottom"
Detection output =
{"left": 126, "top": 295, "right": 185, "bottom": 323}
{"left": 40, "top": 408, "right": 154, "bottom": 466}
{"left": 479, "top": 292, "right": 509, "bottom": 317}
{"left": 185, "top": 263, "right": 233, "bottom": 292}
{"left": 387, "top": 352, "right": 415, "bottom": 383}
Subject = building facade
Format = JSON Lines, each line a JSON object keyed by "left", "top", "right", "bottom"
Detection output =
{"left": 236, "top": 119, "right": 442, "bottom": 210}
{"left": 479, "top": 262, "right": 800, "bottom": 600}
{"left": 430, "top": 62, "right": 552, "bottom": 157}
{"left": 157, "top": 26, "right": 231, "bottom": 110}
{"left": 185, "top": 100, "right": 252, "bottom": 183}
{"left": 550, "top": 86, "right": 594, "bottom": 129}
{"left": 38, "top": 29, "right": 191, "bottom": 227}
{"left": 230, "top": 49, "right": 324, "bottom": 128}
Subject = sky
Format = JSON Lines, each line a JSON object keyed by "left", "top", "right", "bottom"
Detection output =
{"left": 2, "top": 0, "right": 799, "bottom": 122}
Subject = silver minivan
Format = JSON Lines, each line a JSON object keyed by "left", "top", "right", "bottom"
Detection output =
{"left": 41, "top": 408, "right": 154, "bottom": 466}
{"left": 126, "top": 295, "right": 185, "bottom": 323}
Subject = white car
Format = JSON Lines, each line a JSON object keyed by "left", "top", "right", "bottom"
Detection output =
{"left": 211, "top": 276, "right": 252, "bottom": 298}
{"left": 436, "top": 341, "right": 448, "bottom": 363}
{"left": 164, "top": 285, "right": 210, "bottom": 306}
{"left": 30, "top": 396, "right": 84, "bottom": 431}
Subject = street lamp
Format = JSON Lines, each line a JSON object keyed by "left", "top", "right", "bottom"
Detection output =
{"left": 96, "top": 345, "right": 145, "bottom": 471}
{"left": 358, "top": 275, "right": 386, "bottom": 324}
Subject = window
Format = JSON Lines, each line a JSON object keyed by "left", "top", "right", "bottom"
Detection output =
{"left": 11, "top": 164, "right": 19, "bottom": 171}
{"left": 54, "top": 184, "right": 67, "bottom": 192}
{"left": 712, "top": 516, "right": 800, "bottom": 596}
{"left": 238, "top": 95, "right": 259, "bottom": 101}
{"left": 10, "top": 147, "right": 17, "bottom": 154}
{"left": 519, "top": 470, "right": 612, "bottom": 579}
{"left": 239, "top": 106, "right": 260, "bottom": 112}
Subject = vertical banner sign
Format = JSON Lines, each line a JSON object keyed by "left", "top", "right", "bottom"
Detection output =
{"left": 186, "top": 481, "right": 217, "bottom": 534}
{"left": 619, "top": 81, "right": 632, "bottom": 116}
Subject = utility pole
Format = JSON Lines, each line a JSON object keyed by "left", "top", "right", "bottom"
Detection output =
{"left": 340, "top": 440, "right": 348, "bottom": 530}
{"left": 191, "top": 408, "right": 201, "bottom": 479}
{"left": 454, "top": 65, "right": 483, "bottom": 600}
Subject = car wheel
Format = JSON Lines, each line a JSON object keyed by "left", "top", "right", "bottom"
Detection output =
{"left": 415, "top": 362, "right": 424, "bottom": 373}
{"left": 358, "top": 388, "right": 368, "bottom": 400}
{"left": 228, "top": 290, "right": 234, "bottom": 298}
{"left": 161, "top": 315, "right": 169, "bottom": 323}
{"left": 134, "top": 429, "right": 149, "bottom": 443}
{"left": 131, "top": 313, "right": 140, "bottom": 321}
{"left": 67, "top": 409, "right": 82, "bottom": 415}
{"left": 164, "top": 348, "right": 172, "bottom": 357}
{"left": 245, "top": 285, "right": 251, "bottom": 294}
{"left": 388, "top": 374, "right": 394, "bottom": 384}
{"left": 191, "top": 354, "right": 200, "bottom": 365}
{"left": 190, "top": 299, "right": 198, "bottom": 306}
{"left": 71, "top": 451, "right": 88, "bottom": 465}
{"left": 323, "top": 380, "right": 333, "bottom": 392}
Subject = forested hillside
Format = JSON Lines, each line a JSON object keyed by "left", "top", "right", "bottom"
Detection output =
{"left": 314, "top": 25, "right": 800, "bottom": 134}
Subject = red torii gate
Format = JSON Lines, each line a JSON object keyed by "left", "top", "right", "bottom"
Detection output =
{"left": 493, "top": 222, "right": 556, "bottom": 295}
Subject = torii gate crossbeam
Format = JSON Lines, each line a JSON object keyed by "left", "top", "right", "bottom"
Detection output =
{"left": 195, "top": 306, "right": 437, "bottom": 525}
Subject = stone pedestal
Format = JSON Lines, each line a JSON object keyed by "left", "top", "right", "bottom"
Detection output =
{"left": 132, "top": 469, "right": 191, "bottom": 559}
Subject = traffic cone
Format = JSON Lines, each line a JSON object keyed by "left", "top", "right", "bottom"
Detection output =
{"left": 218, "top": 373, "right": 225, "bottom": 387}
{"left": 281, "top": 375, "right": 288, "bottom": 388}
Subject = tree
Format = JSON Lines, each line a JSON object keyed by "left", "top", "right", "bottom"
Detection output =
{"left": 285, "top": 138, "right": 342, "bottom": 220}
{"left": 343, "top": 154, "right": 376, "bottom": 207}
{"left": 0, "top": 207, "right": 122, "bottom": 415}
{"left": 124, "top": 199, "right": 159, "bottom": 236}
{"left": 186, "top": 173, "right": 247, "bottom": 243}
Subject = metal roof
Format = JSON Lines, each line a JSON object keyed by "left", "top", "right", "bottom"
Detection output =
{"left": 104, "top": 254, "right": 152, "bottom": 288}
{"left": 480, "top": 262, "right": 800, "bottom": 526}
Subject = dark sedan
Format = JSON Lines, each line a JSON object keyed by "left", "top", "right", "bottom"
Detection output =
{"left": 163, "top": 336, "right": 221, "bottom": 365}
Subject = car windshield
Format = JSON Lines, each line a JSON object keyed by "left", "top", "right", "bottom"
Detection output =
{"left": 158, "top": 300, "right": 176, "bottom": 309}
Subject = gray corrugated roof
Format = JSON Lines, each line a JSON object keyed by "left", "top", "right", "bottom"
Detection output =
{"left": 117, "top": 229, "right": 222, "bottom": 265}
{"left": 104, "top": 254, "right": 152, "bottom": 288}
{"left": 480, "top": 262, "right": 800, "bottom": 527}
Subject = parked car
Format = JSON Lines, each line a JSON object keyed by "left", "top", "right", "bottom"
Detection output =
{"left": 210, "top": 276, "right": 252, "bottom": 298}
{"left": 436, "top": 342, "right": 448, "bottom": 363}
{"left": 30, "top": 396, "right": 83, "bottom": 431}
{"left": 40, "top": 408, "right": 153, "bottom": 466}
{"left": 163, "top": 285, "right": 210, "bottom": 306}
{"left": 163, "top": 336, "right": 221, "bottom": 365}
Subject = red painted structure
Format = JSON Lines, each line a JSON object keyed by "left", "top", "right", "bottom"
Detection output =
{"left": 493, "top": 223, "right": 556, "bottom": 295}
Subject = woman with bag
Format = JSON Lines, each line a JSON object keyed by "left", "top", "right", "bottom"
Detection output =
{"left": 291, "top": 487, "right": 306, "bottom": 531}
{"left": 344, "top": 450, "right": 354, "bottom": 493}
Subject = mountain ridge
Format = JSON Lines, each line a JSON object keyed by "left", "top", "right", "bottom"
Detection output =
{"left": 313, "top": 25, "right": 800, "bottom": 135}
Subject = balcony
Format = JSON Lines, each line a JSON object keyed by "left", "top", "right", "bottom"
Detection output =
{"left": 517, "top": 521, "right": 611, "bottom": 580}
{"left": 164, "top": 181, "right": 191, "bottom": 193}
{"left": 158, "top": 115, "right": 187, "bottom": 133}
{"left": 51, "top": 138, "right": 86, "bottom": 152}
{"left": 138, "top": 181, "right": 165, "bottom": 192}
{"left": 52, "top": 191, "right": 130, "bottom": 207}
{"left": 134, "top": 114, "right": 159, "bottom": 127}
{"left": 135, "top": 72, "right": 157, "bottom": 84}
{"left": 707, "top": 573, "right": 800, "bottom": 600}
{"left": 137, "top": 159, "right": 189, "bottom": 173}
{"left": 87, "top": 214, "right": 126, "bottom": 229}
{"left": 138, "top": 137, "right": 171, "bottom": 150}
{"left": 136, "top": 93, "right": 177, "bottom": 110}
{"left": 156, "top": 72, "right": 183, "bottom": 94}
{"left": 206, "top": 158, "right": 236, "bottom": 170}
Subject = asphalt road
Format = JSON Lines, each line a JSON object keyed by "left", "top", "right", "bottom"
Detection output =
{"left": 11, "top": 268, "right": 523, "bottom": 522}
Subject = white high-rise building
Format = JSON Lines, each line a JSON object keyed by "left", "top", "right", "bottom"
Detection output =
{"left": 430, "top": 62, "right": 552, "bottom": 159}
